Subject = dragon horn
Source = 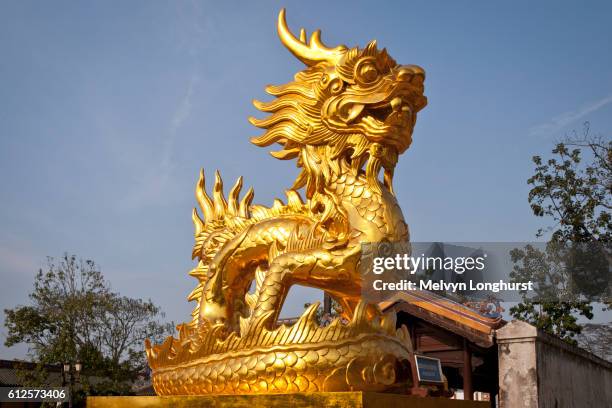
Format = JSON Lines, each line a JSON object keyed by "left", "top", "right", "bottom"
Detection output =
{"left": 277, "top": 8, "right": 346, "bottom": 66}
{"left": 196, "top": 169, "right": 214, "bottom": 222}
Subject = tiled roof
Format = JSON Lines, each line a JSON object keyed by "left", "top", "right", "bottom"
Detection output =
{"left": 379, "top": 290, "right": 505, "bottom": 347}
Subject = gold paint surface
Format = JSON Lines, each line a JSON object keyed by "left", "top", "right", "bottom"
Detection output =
{"left": 88, "top": 393, "right": 489, "bottom": 408}
{"left": 146, "top": 8, "right": 429, "bottom": 396}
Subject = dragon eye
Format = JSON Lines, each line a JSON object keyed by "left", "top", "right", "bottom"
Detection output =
{"left": 328, "top": 77, "right": 344, "bottom": 94}
{"left": 357, "top": 62, "right": 379, "bottom": 84}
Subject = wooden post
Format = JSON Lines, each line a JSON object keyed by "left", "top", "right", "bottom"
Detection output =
{"left": 463, "top": 338, "right": 473, "bottom": 400}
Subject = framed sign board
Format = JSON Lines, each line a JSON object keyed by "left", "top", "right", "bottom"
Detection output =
{"left": 415, "top": 355, "right": 444, "bottom": 384}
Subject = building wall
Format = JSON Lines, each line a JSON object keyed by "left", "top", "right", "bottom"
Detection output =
{"left": 496, "top": 320, "right": 612, "bottom": 408}
{"left": 535, "top": 336, "right": 612, "bottom": 408}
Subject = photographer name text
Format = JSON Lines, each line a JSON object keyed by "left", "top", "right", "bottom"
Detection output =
{"left": 372, "top": 279, "right": 534, "bottom": 293}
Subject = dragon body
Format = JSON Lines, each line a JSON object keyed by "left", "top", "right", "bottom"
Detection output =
{"left": 146, "top": 9, "right": 427, "bottom": 395}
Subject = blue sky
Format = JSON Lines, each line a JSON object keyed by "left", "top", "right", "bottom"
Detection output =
{"left": 1, "top": 1, "right": 611, "bottom": 359}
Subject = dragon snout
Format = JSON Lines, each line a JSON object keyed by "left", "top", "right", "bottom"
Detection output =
{"left": 394, "top": 64, "right": 427, "bottom": 120}
{"left": 396, "top": 65, "right": 425, "bottom": 83}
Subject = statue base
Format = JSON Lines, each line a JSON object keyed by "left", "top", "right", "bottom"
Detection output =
{"left": 87, "top": 392, "right": 488, "bottom": 407}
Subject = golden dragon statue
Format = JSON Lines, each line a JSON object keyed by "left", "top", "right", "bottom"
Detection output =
{"left": 146, "top": 9, "right": 427, "bottom": 395}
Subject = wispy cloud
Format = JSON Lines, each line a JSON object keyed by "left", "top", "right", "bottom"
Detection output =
{"left": 161, "top": 73, "right": 200, "bottom": 182}
{"left": 529, "top": 93, "right": 612, "bottom": 137}
{"left": 118, "top": 74, "right": 200, "bottom": 210}
{"left": 116, "top": 2, "right": 212, "bottom": 211}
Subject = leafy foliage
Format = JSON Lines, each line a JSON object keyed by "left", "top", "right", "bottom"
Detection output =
{"left": 528, "top": 123, "right": 611, "bottom": 242}
{"left": 4, "top": 254, "right": 173, "bottom": 399}
{"left": 510, "top": 124, "right": 610, "bottom": 344}
{"left": 510, "top": 301, "right": 594, "bottom": 346}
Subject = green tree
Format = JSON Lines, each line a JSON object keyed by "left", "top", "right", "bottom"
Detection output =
{"left": 510, "top": 123, "right": 610, "bottom": 345}
{"left": 509, "top": 243, "right": 595, "bottom": 344}
{"left": 528, "top": 123, "right": 610, "bottom": 242}
{"left": 4, "top": 254, "right": 173, "bottom": 403}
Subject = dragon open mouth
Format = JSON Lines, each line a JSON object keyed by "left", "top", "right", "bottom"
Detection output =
{"left": 342, "top": 95, "right": 413, "bottom": 138}
{"left": 362, "top": 97, "right": 413, "bottom": 130}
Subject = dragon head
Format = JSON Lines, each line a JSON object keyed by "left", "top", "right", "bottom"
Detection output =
{"left": 250, "top": 9, "right": 427, "bottom": 197}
